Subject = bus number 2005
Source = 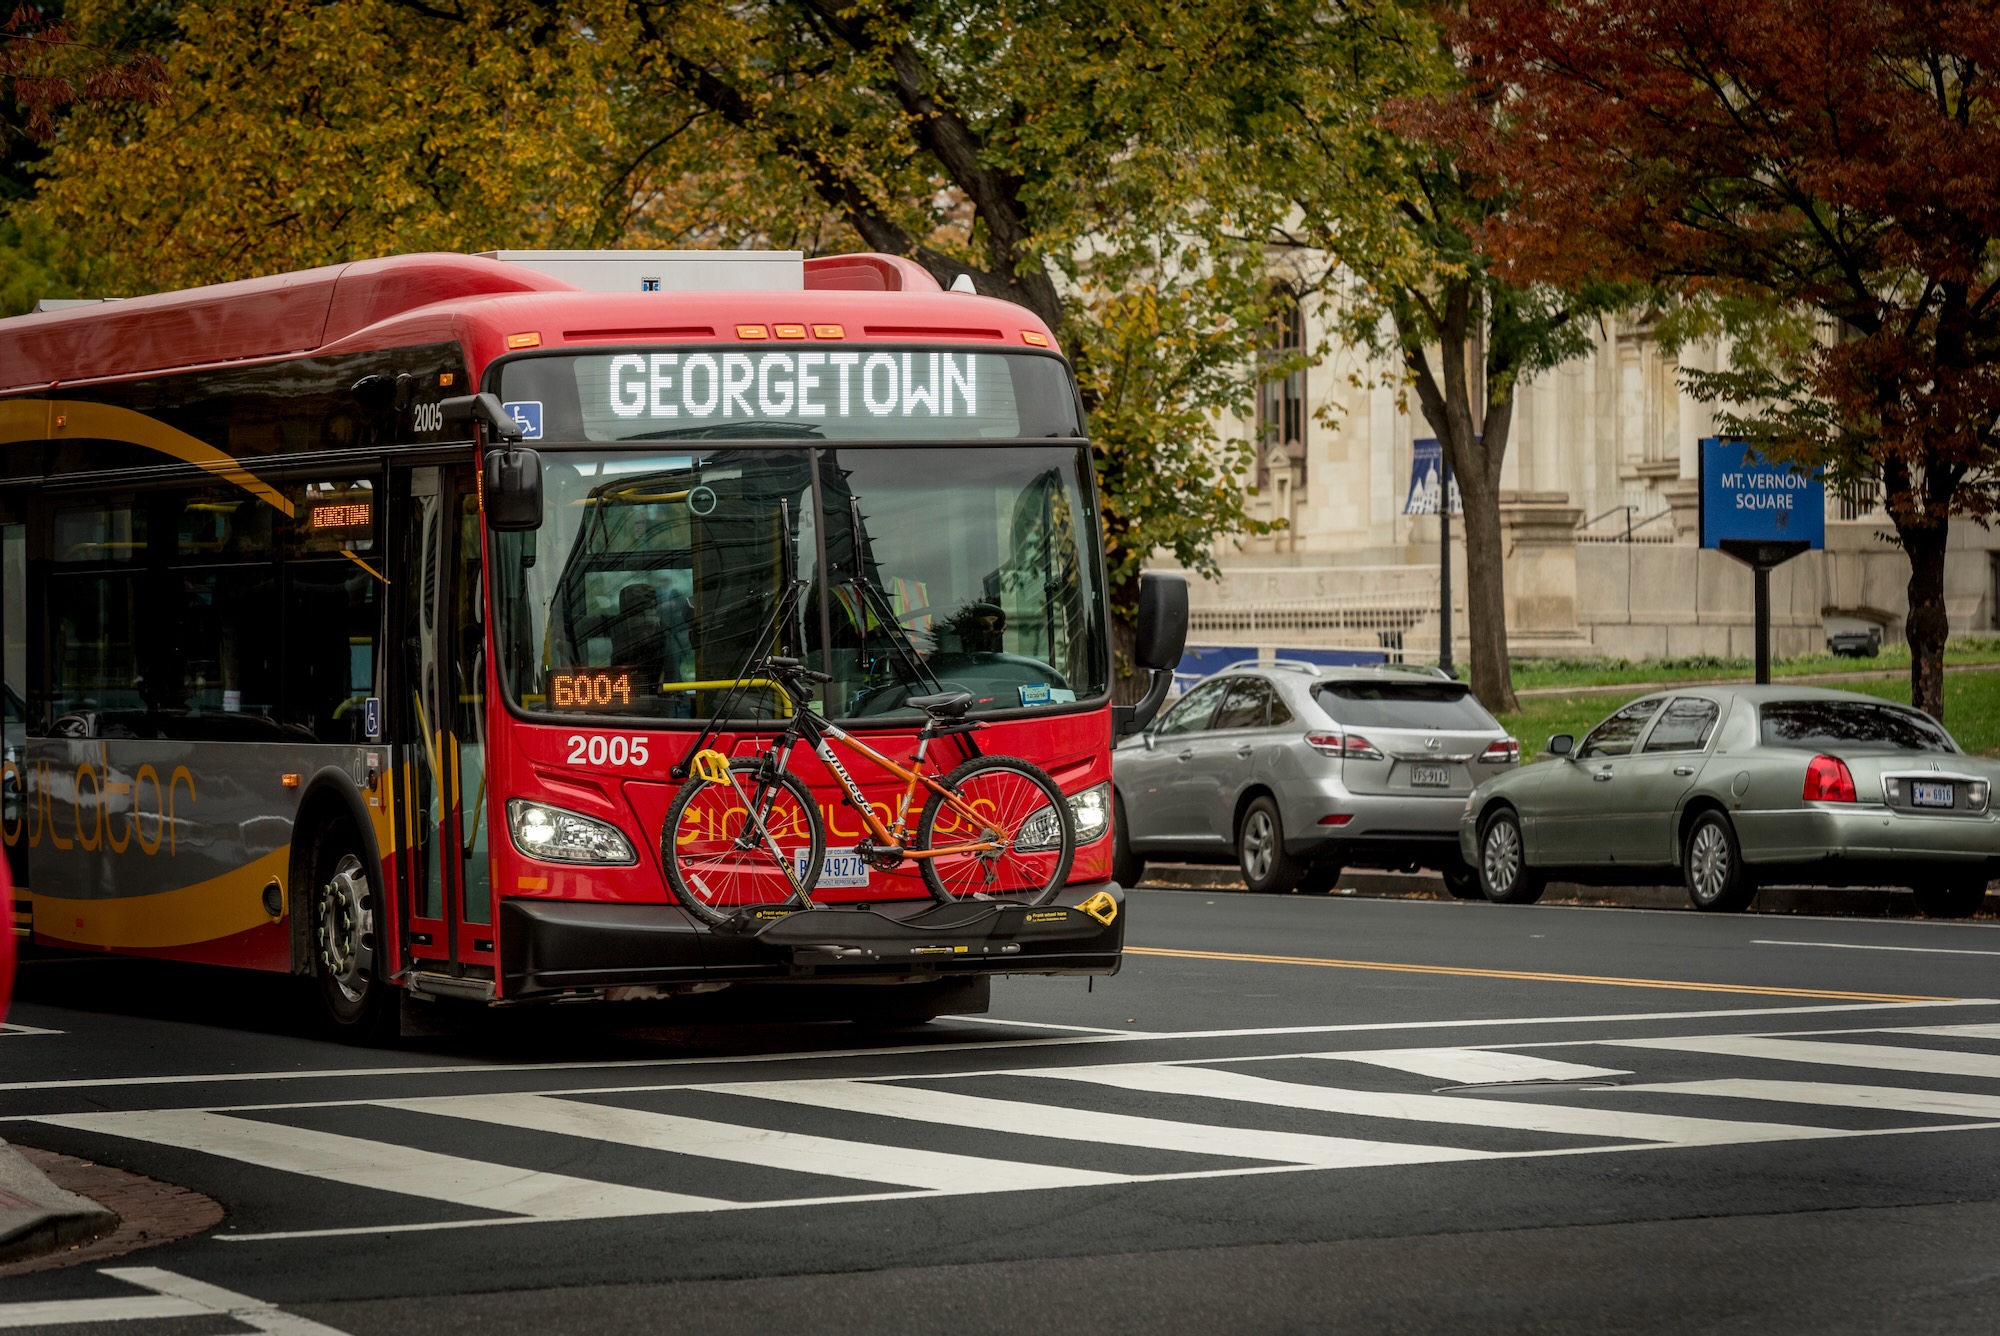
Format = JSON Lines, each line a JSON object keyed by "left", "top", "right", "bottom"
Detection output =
{"left": 565, "top": 735, "right": 651, "bottom": 767}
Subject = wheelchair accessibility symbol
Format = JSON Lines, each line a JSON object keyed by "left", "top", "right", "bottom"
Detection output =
{"left": 501, "top": 401, "right": 544, "bottom": 440}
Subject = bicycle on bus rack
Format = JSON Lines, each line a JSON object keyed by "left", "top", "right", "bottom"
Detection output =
{"left": 660, "top": 586, "right": 1076, "bottom": 930}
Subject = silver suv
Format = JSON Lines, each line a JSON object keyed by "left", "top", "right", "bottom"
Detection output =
{"left": 1112, "top": 661, "right": 1520, "bottom": 894}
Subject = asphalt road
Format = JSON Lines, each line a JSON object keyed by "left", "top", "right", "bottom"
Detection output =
{"left": 8, "top": 890, "right": 2000, "bottom": 1333}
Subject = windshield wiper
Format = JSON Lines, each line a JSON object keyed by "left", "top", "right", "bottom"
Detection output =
{"left": 619, "top": 420, "right": 825, "bottom": 441}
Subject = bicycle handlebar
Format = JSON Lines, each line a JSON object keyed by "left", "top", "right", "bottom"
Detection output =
{"left": 763, "top": 656, "right": 832, "bottom": 684}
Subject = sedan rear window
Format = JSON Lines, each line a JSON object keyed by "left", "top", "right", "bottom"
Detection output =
{"left": 1759, "top": 700, "right": 1955, "bottom": 753}
{"left": 1314, "top": 681, "right": 1500, "bottom": 730}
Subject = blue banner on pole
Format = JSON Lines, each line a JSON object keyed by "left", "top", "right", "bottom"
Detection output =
{"left": 1699, "top": 438, "right": 1824, "bottom": 550}
{"left": 1404, "top": 439, "right": 1461, "bottom": 515}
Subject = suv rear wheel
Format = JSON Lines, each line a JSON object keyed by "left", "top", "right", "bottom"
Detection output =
{"left": 1238, "top": 796, "right": 1305, "bottom": 894}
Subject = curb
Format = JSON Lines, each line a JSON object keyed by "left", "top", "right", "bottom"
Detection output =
{"left": 1137, "top": 864, "right": 1978, "bottom": 918}
{"left": 0, "top": 1137, "right": 118, "bottom": 1266}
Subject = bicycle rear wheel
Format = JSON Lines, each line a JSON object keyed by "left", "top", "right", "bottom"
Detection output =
{"left": 915, "top": 755, "right": 1073, "bottom": 906}
{"left": 662, "top": 758, "right": 824, "bottom": 928}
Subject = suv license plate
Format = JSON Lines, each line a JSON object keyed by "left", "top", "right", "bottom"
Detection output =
{"left": 1411, "top": 765, "right": 1451, "bottom": 788}
{"left": 801, "top": 848, "right": 872, "bottom": 888}
{"left": 1911, "top": 781, "right": 1955, "bottom": 809}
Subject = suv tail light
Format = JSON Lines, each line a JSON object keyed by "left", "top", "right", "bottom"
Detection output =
{"left": 1478, "top": 737, "right": 1520, "bottom": 765}
{"left": 1803, "top": 754, "right": 1857, "bottom": 803}
{"left": 1305, "top": 731, "right": 1384, "bottom": 761}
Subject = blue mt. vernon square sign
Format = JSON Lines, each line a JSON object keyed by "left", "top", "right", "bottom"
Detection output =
{"left": 1698, "top": 437, "right": 1825, "bottom": 550}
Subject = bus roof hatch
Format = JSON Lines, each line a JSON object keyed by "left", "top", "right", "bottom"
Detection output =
{"left": 479, "top": 250, "right": 804, "bottom": 294}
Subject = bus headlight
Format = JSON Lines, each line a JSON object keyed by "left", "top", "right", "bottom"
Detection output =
{"left": 1067, "top": 783, "right": 1111, "bottom": 844}
{"left": 507, "top": 799, "right": 636, "bottom": 865}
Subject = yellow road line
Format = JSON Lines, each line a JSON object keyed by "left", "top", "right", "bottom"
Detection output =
{"left": 1124, "top": 946, "right": 1955, "bottom": 1003}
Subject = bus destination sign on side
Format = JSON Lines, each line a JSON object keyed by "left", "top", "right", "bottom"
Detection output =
{"left": 1698, "top": 437, "right": 1825, "bottom": 551}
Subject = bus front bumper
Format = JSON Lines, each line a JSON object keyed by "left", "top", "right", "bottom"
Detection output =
{"left": 499, "top": 881, "right": 1126, "bottom": 1000}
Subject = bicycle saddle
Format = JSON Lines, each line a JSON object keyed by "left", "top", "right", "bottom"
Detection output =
{"left": 906, "top": 690, "right": 973, "bottom": 718}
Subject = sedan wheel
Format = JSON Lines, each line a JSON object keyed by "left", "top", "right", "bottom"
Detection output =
{"left": 1237, "top": 797, "right": 1304, "bottom": 894}
{"left": 1683, "top": 811, "right": 1754, "bottom": 913}
{"left": 1913, "top": 878, "right": 1989, "bottom": 919}
{"left": 1478, "top": 810, "right": 1545, "bottom": 905}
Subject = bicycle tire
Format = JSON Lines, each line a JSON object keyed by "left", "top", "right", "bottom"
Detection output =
{"left": 662, "top": 758, "right": 824, "bottom": 929}
{"left": 915, "top": 755, "right": 1073, "bottom": 906}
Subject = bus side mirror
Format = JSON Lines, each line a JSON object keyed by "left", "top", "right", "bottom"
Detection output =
{"left": 1133, "top": 572, "right": 1190, "bottom": 672}
{"left": 1115, "top": 572, "right": 1189, "bottom": 738}
{"left": 483, "top": 447, "right": 544, "bottom": 532}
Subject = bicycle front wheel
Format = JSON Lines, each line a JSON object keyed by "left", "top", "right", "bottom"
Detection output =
{"left": 915, "top": 755, "right": 1073, "bottom": 906}
{"left": 662, "top": 758, "right": 824, "bottom": 928}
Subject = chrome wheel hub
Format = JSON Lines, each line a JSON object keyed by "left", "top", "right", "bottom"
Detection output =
{"left": 316, "top": 854, "right": 374, "bottom": 1004}
{"left": 1483, "top": 821, "right": 1520, "bottom": 895}
{"left": 1242, "top": 811, "right": 1275, "bottom": 883}
{"left": 1689, "top": 824, "right": 1730, "bottom": 902}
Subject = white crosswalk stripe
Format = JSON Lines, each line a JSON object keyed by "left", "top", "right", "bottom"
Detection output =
{"left": 697, "top": 1077, "right": 1497, "bottom": 1168}
{"left": 386, "top": 1091, "right": 1128, "bottom": 1191}
{"left": 26, "top": 1023, "right": 2000, "bottom": 1243}
{"left": 36, "top": 1108, "right": 726, "bottom": 1219}
{"left": 1018, "top": 1063, "right": 1844, "bottom": 1145}
{"left": 1606, "top": 1033, "right": 2000, "bottom": 1078}
{"left": 1310, "top": 1048, "right": 1632, "bottom": 1084}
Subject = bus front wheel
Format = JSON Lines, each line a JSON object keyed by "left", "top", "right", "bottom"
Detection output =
{"left": 307, "top": 825, "right": 393, "bottom": 1041}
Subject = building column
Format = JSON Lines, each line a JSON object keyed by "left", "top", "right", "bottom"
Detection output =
{"left": 1498, "top": 491, "right": 1590, "bottom": 653}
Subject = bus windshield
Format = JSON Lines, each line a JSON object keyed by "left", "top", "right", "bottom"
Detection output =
{"left": 490, "top": 445, "right": 1108, "bottom": 723}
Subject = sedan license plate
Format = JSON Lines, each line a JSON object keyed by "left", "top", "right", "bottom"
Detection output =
{"left": 1411, "top": 764, "right": 1452, "bottom": 788}
{"left": 1911, "top": 781, "right": 1955, "bottom": 809}
{"left": 800, "top": 848, "right": 872, "bottom": 889}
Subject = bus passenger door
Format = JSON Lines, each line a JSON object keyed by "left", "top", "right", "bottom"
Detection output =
{"left": 394, "top": 465, "right": 493, "bottom": 983}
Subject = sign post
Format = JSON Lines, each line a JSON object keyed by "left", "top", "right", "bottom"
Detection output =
{"left": 1698, "top": 438, "right": 1825, "bottom": 683}
{"left": 1406, "top": 439, "right": 1463, "bottom": 673}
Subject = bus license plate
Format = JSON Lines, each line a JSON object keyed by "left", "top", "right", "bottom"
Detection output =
{"left": 1411, "top": 765, "right": 1451, "bottom": 788}
{"left": 801, "top": 848, "right": 872, "bottom": 888}
{"left": 1912, "top": 781, "right": 1955, "bottom": 809}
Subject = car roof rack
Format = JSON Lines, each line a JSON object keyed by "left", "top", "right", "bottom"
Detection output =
{"left": 1216, "top": 658, "right": 1323, "bottom": 676}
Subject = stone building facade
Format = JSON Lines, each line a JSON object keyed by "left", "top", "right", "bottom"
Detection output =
{"left": 1182, "top": 311, "right": 2000, "bottom": 662}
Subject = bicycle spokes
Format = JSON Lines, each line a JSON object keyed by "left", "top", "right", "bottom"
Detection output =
{"left": 670, "top": 774, "right": 814, "bottom": 909}
{"left": 924, "top": 766, "right": 1065, "bottom": 897}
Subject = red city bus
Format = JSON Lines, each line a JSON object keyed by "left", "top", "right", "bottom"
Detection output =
{"left": 0, "top": 250, "right": 1185, "bottom": 1037}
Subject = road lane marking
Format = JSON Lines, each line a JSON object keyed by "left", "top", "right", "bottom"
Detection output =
{"left": 1605, "top": 1034, "right": 2000, "bottom": 1078}
{"left": 3, "top": 1000, "right": 1993, "bottom": 1098}
{"left": 1895, "top": 1024, "right": 2000, "bottom": 1040}
{"left": 0, "top": 1022, "right": 63, "bottom": 1037}
{"left": 937, "top": 1016, "right": 1146, "bottom": 1035}
{"left": 1754, "top": 939, "right": 2000, "bottom": 958}
{"left": 699, "top": 1079, "right": 1497, "bottom": 1169}
{"left": 36, "top": 1109, "right": 725, "bottom": 1220}
{"left": 385, "top": 1092, "right": 1125, "bottom": 1192}
{"left": 0, "top": 1268, "right": 349, "bottom": 1333}
{"left": 1318, "top": 1048, "right": 1632, "bottom": 1084}
{"left": 0, "top": 1296, "right": 210, "bottom": 1327}
{"left": 1024, "top": 1064, "right": 1843, "bottom": 1146}
{"left": 1124, "top": 946, "right": 1954, "bottom": 1002}
{"left": 1616, "top": 1078, "right": 2000, "bottom": 1119}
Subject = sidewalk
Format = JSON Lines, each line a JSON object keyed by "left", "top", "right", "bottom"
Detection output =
{"left": 1138, "top": 864, "right": 1974, "bottom": 918}
{"left": 0, "top": 1138, "right": 116, "bottom": 1266}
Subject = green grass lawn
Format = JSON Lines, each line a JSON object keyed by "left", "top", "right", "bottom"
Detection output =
{"left": 1509, "top": 638, "right": 2000, "bottom": 692}
{"left": 1499, "top": 665, "right": 2000, "bottom": 760}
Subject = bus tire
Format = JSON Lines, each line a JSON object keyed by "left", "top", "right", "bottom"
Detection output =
{"left": 305, "top": 821, "right": 395, "bottom": 1042}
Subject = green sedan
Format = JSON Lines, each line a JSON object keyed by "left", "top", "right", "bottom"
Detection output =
{"left": 1459, "top": 685, "right": 1999, "bottom": 916}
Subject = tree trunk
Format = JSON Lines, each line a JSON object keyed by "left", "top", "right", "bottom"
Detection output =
{"left": 1898, "top": 516, "right": 1950, "bottom": 722}
{"left": 1452, "top": 437, "right": 1518, "bottom": 714}
{"left": 1398, "top": 281, "right": 1519, "bottom": 715}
